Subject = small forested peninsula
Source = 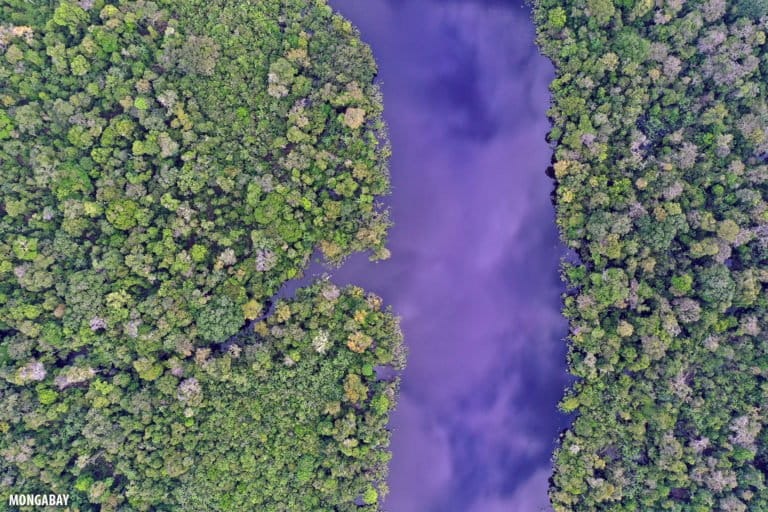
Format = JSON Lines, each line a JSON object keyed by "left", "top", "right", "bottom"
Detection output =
{"left": 0, "top": 0, "right": 401, "bottom": 510}
{"left": 536, "top": 0, "right": 768, "bottom": 510}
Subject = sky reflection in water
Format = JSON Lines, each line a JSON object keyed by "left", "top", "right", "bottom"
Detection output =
{"left": 323, "top": 1, "right": 572, "bottom": 510}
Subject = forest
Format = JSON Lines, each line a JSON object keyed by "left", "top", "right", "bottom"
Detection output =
{"left": 535, "top": 0, "right": 768, "bottom": 510}
{"left": 0, "top": 0, "right": 402, "bottom": 510}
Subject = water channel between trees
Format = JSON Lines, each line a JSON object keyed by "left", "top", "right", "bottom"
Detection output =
{"left": 270, "top": 1, "right": 572, "bottom": 510}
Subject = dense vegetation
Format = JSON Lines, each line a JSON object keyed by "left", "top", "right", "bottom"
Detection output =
{"left": 0, "top": 0, "right": 400, "bottom": 509}
{"left": 535, "top": 0, "right": 768, "bottom": 510}
{"left": 1, "top": 282, "right": 404, "bottom": 511}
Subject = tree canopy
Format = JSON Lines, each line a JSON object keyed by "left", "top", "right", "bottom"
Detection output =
{"left": 0, "top": 0, "right": 400, "bottom": 509}
{"left": 536, "top": 0, "right": 768, "bottom": 510}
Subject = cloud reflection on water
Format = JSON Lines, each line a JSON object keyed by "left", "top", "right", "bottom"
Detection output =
{"left": 326, "top": 1, "right": 571, "bottom": 511}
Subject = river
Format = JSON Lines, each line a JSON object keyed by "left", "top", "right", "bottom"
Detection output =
{"left": 319, "top": 1, "right": 572, "bottom": 510}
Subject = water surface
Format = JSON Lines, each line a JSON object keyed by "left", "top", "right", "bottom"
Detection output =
{"left": 326, "top": 1, "right": 571, "bottom": 510}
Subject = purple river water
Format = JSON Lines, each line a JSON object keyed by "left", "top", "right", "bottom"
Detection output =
{"left": 314, "top": 1, "right": 572, "bottom": 510}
